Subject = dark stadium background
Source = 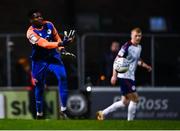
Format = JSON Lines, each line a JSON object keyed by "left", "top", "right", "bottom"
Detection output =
{"left": 0, "top": 0, "right": 180, "bottom": 120}
{"left": 0, "top": 0, "right": 179, "bottom": 87}
{"left": 0, "top": 0, "right": 179, "bottom": 33}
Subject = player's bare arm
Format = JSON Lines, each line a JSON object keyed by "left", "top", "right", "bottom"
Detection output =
{"left": 27, "top": 33, "right": 63, "bottom": 49}
{"left": 138, "top": 59, "right": 152, "bottom": 72}
{"left": 111, "top": 68, "right": 118, "bottom": 86}
{"left": 52, "top": 25, "right": 65, "bottom": 51}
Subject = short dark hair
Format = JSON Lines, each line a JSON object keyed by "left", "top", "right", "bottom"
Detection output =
{"left": 27, "top": 9, "right": 42, "bottom": 19}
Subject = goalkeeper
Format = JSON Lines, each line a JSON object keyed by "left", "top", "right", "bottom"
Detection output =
{"left": 26, "top": 9, "right": 75, "bottom": 119}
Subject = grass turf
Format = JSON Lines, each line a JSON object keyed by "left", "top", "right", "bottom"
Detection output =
{"left": 0, "top": 119, "right": 180, "bottom": 130}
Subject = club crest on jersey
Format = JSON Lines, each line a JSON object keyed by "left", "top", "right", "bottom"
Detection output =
{"left": 131, "top": 86, "right": 136, "bottom": 91}
{"left": 47, "top": 29, "right": 52, "bottom": 34}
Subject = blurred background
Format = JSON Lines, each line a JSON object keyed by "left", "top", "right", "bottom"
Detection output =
{"left": 0, "top": 0, "right": 180, "bottom": 120}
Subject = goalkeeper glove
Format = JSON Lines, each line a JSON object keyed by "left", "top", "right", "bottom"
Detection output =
{"left": 62, "top": 30, "right": 75, "bottom": 46}
{"left": 58, "top": 30, "right": 75, "bottom": 47}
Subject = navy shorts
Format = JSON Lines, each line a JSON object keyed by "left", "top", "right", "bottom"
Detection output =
{"left": 118, "top": 78, "right": 136, "bottom": 95}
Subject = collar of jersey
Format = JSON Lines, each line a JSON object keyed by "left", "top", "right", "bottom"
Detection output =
{"left": 32, "top": 24, "right": 44, "bottom": 31}
{"left": 129, "top": 40, "right": 139, "bottom": 47}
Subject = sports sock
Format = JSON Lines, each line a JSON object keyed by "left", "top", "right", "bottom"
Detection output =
{"left": 58, "top": 77, "right": 68, "bottom": 108}
{"left": 35, "top": 85, "right": 44, "bottom": 114}
{"left": 127, "top": 101, "right": 137, "bottom": 121}
{"left": 102, "top": 100, "right": 125, "bottom": 116}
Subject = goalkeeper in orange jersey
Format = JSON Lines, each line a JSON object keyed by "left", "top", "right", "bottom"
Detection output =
{"left": 26, "top": 9, "right": 75, "bottom": 119}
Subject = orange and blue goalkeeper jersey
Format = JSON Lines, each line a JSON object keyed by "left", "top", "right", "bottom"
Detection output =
{"left": 26, "top": 21, "right": 62, "bottom": 63}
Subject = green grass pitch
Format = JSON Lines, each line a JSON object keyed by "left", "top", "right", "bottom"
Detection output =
{"left": 0, "top": 119, "right": 180, "bottom": 130}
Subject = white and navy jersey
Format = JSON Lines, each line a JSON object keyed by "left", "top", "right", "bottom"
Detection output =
{"left": 117, "top": 41, "right": 142, "bottom": 80}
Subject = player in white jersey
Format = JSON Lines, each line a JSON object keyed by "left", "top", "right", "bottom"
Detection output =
{"left": 97, "top": 27, "right": 152, "bottom": 121}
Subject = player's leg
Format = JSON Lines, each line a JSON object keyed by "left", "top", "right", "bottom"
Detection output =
{"left": 35, "top": 79, "right": 45, "bottom": 119}
{"left": 96, "top": 96, "right": 128, "bottom": 120}
{"left": 120, "top": 78, "right": 138, "bottom": 121}
{"left": 49, "top": 64, "right": 68, "bottom": 118}
{"left": 126, "top": 92, "right": 139, "bottom": 121}
{"left": 32, "top": 61, "right": 47, "bottom": 119}
{"left": 96, "top": 78, "right": 133, "bottom": 120}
